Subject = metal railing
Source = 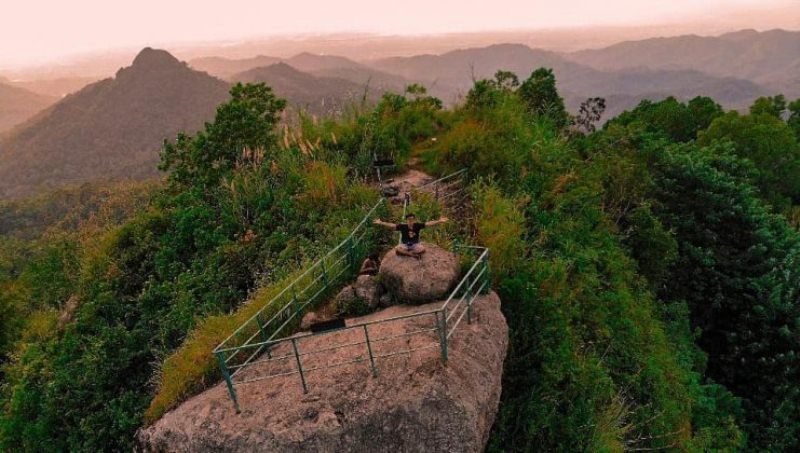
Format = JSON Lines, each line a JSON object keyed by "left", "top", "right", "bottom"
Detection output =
{"left": 215, "top": 244, "right": 490, "bottom": 412}
{"left": 417, "top": 168, "right": 468, "bottom": 203}
{"left": 213, "top": 198, "right": 386, "bottom": 412}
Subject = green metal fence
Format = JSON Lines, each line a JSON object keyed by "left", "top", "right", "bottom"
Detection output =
{"left": 212, "top": 167, "right": 486, "bottom": 413}
{"left": 213, "top": 198, "right": 386, "bottom": 412}
{"left": 214, "top": 241, "right": 490, "bottom": 413}
{"left": 418, "top": 168, "right": 468, "bottom": 203}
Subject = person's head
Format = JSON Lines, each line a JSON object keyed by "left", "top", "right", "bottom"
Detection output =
{"left": 405, "top": 213, "right": 416, "bottom": 226}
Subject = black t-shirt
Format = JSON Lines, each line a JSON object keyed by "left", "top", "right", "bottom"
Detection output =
{"left": 396, "top": 222, "right": 426, "bottom": 245}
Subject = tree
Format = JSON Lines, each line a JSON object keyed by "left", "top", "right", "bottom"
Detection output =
{"left": 649, "top": 145, "right": 800, "bottom": 450}
{"left": 518, "top": 68, "right": 570, "bottom": 128}
{"left": 404, "top": 83, "right": 427, "bottom": 97}
{"left": 788, "top": 98, "right": 800, "bottom": 140}
{"left": 574, "top": 97, "right": 606, "bottom": 133}
{"left": 687, "top": 96, "right": 724, "bottom": 132}
{"left": 159, "top": 83, "right": 286, "bottom": 189}
{"left": 749, "top": 95, "right": 787, "bottom": 118}
{"left": 699, "top": 111, "right": 800, "bottom": 209}
{"left": 608, "top": 96, "right": 721, "bottom": 142}
{"left": 492, "top": 70, "right": 519, "bottom": 91}
{"left": 464, "top": 71, "right": 519, "bottom": 112}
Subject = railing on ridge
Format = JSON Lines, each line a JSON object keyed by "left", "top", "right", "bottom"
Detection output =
{"left": 213, "top": 168, "right": 487, "bottom": 414}
{"left": 417, "top": 168, "right": 468, "bottom": 203}
{"left": 213, "top": 198, "right": 386, "bottom": 412}
{"left": 214, "top": 243, "right": 489, "bottom": 413}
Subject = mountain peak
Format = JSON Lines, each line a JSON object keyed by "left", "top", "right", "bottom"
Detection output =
{"left": 267, "top": 62, "right": 301, "bottom": 73}
{"left": 130, "top": 47, "right": 183, "bottom": 70}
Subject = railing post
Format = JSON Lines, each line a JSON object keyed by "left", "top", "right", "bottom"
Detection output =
{"left": 466, "top": 284, "right": 473, "bottom": 325}
{"left": 483, "top": 252, "right": 490, "bottom": 294}
{"left": 363, "top": 324, "right": 378, "bottom": 377}
{"left": 291, "top": 338, "right": 308, "bottom": 393}
{"left": 215, "top": 351, "right": 241, "bottom": 413}
{"left": 320, "top": 259, "right": 329, "bottom": 287}
{"left": 437, "top": 310, "right": 448, "bottom": 365}
{"left": 256, "top": 314, "right": 272, "bottom": 358}
{"left": 292, "top": 286, "right": 301, "bottom": 319}
{"left": 347, "top": 235, "right": 357, "bottom": 272}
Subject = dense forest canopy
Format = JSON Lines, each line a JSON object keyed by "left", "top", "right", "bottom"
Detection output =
{"left": 1, "top": 69, "right": 799, "bottom": 451}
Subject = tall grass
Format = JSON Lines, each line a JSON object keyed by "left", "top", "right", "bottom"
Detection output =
{"left": 144, "top": 266, "right": 308, "bottom": 423}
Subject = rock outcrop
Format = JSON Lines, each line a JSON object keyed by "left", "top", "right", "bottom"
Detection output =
{"left": 138, "top": 291, "right": 508, "bottom": 452}
{"left": 352, "top": 274, "right": 381, "bottom": 307}
{"left": 379, "top": 243, "right": 460, "bottom": 304}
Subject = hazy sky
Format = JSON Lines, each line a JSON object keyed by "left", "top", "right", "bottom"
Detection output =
{"left": 1, "top": 0, "right": 797, "bottom": 67}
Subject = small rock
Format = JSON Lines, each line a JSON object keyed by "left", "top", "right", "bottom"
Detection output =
{"left": 300, "top": 298, "right": 341, "bottom": 330}
{"left": 335, "top": 285, "right": 356, "bottom": 303}
{"left": 300, "top": 311, "right": 320, "bottom": 330}
{"left": 379, "top": 293, "right": 393, "bottom": 308}
{"left": 304, "top": 408, "right": 319, "bottom": 421}
{"left": 353, "top": 275, "right": 381, "bottom": 308}
{"left": 381, "top": 186, "right": 400, "bottom": 197}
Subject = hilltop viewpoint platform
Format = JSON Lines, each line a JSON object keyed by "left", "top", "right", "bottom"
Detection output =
{"left": 138, "top": 291, "right": 508, "bottom": 452}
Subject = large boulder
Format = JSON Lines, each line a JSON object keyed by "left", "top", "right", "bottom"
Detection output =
{"left": 378, "top": 243, "right": 460, "bottom": 304}
{"left": 138, "top": 292, "right": 508, "bottom": 452}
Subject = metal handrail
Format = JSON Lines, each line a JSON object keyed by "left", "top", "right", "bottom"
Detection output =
{"left": 212, "top": 168, "right": 483, "bottom": 413}
{"left": 215, "top": 241, "right": 490, "bottom": 413}
{"left": 214, "top": 198, "right": 385, "bottom": 355}
{"left": 418, "top": 168, "right": 467, "bottom": 191}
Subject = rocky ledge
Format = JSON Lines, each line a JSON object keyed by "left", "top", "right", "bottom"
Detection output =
{"left": 138, "top": 291, "right": 508, "bottom": 452}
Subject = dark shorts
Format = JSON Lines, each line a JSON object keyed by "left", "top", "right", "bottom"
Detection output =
{"left": 397, "top": 242, "right": 424, "bottom": 252}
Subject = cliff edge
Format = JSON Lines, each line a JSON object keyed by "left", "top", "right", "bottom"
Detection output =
{"left": 138, "top": 290, "right": 508, "bottom": 452}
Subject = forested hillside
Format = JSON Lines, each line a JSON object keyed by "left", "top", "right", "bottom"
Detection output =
{"left": 0, "top": 48, "right": 231, "bottom": 199}
{"left": 1, "top": 65, "right": 799, "bottom": 452}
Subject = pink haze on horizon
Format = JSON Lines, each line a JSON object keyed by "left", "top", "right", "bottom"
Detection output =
{"left": 1, "top": 0, "right": 798, "bottom": 68}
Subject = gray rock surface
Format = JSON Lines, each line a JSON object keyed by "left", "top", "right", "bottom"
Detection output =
{"left": 379, "top": 243, "right": 460, "bottom": 304}
{"left": 334, "top": 285, "right": 356, "bottom": 305}
{"left": 300, "top": 310, "right": 329, "bottom": 330}
{"left": 353, "top": 274, "right": 381, "bottom": 308}
{"left": 138, "top": 292, "right": 508, "bottom": 453}
{"left": 378, "top": 292, "right": 393, "bottom": 308}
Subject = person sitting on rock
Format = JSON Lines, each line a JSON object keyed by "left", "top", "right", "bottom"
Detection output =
{"left": 373, "top": 213, "right": 448, "bottom": 257}
{"left": 359, "top": 252, "right": 380, "bottom": 276}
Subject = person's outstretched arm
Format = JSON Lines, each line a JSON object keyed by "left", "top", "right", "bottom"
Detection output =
{"left": 373, "top": 218, "right": 397, "bottom": 229}
{"left": 425, "top": 216, "right": 449, "bottom": 227}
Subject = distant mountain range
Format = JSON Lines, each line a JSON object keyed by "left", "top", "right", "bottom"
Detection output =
{"left": 368, "top": 43, "right": 770, "bottom": 115}
{"left": 230, "top": 62, "right": 376, "bottom": 115}
{"left": 0, "top": 48, "right": 230, "bottom": 199}
{"left": 189, "top": 55, "right": 282, "bottom": 80}
{"left": 9, "top": 76, "right": 100, "bottom": 98}
{"left": 190, "top": 53, "right": 407, "bottom": 93}
{"left": 1, "top": 29, "right": 797, "bottom": 198}
{"left": 0, "top": 82, "right": 56, "bottom": 134}
{"left": 567, "top": 29, "right": 800, "bottom": 98}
